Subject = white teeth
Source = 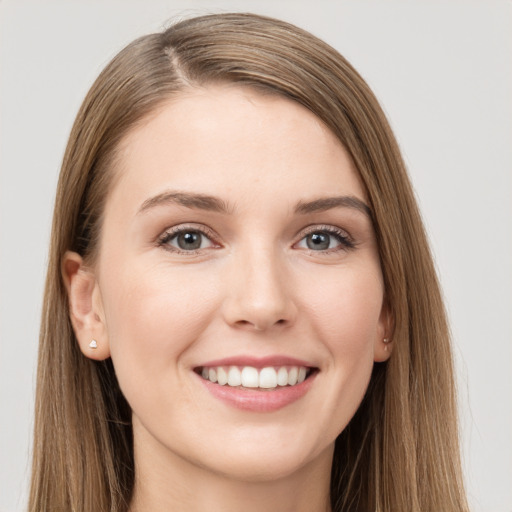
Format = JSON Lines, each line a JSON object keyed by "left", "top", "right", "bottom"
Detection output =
{"left": 288, "top": 367, "right": 298, "bottom": 386}
{"left": 259, "top": 367, "right": 277, "bottom": 388}
{"left": 277, "top": 367, "right": 288, "bottom": 386}
{"left": 241, "top": 367, "right": 259, "bottom": 388}
{"left": 227, "top": 366, "right": 242, "bottom": 387}
{"left": 217, "top": 367, "right": 228, "bottom": 386}
{"left": 201, "top": 365, "right": 311, "bottom": 389}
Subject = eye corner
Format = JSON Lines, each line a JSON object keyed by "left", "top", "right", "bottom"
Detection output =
{"left": 157, "top": 223, "right": 221, "bottom": 255}
{"left": 293, "top": 225, "right": 357, "bottom": 254}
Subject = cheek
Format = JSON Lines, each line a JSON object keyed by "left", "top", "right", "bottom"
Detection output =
{"left": 301, "top": 266, "right": 383, "bottom": 427}
{"left": 304, "top": 266, "right": 384, "bottom": 352}
{"left": 99, "top": 260, "right": 220, "bottom": 396}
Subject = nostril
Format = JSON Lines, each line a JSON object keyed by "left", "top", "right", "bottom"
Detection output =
{"left": 253, "top": 318, "right": 288, "bottom": 331}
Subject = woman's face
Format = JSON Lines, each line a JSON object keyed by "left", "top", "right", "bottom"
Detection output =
{"left": 81, "top": 85, "right": 389, "bottom": 481}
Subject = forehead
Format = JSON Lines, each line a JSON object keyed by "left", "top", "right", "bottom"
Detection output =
{"left": 109, "top": 84, "right": 366, "bottom": 215}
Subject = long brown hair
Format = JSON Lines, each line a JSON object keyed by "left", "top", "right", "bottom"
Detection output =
{"left": 30, "top": 12, "right": 468, "bottom": 512}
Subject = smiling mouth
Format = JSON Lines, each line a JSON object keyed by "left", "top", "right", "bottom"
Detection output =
{"left": 195, "top": 365, "right": 316, "bottom": 391}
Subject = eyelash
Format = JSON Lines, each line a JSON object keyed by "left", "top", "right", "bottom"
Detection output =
{"left": 156, "top": 224, "right": 356, "bottom": 255}
{"left": 298, "top": 225, "right": 356, "bottom": 254}
{"left": 157, "top": 224, "right": 219, "bottom": 255}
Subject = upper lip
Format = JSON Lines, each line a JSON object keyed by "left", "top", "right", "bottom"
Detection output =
{"left": 195, "top": 355, "right": 317, "bottom": 369}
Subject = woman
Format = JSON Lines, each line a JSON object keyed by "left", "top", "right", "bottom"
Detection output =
{"left": 29, "top": 12, "right": 469, "bottom": 512}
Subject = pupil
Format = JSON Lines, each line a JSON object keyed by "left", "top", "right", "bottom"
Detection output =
{"left": 178, "top": 232, "right": 201, "bottom": 250}
{"left": 307, "top": 232, "right": 330, "bottom": 250}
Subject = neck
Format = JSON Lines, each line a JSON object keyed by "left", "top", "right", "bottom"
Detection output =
{"left": 129, "top": 426, "right": 333, "bottom": 512}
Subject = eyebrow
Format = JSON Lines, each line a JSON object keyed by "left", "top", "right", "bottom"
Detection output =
{"left": 294, "top": 196, "right": 372, "bottom": 218}
{"left": 138, "top": 191, "right": 231, "bottom": 215}
{"left": 137, "top": 190, "right": 371, "bottom": 218}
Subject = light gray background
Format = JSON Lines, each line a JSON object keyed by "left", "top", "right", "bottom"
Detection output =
{"left": 1, "top": 1, "right": 511, "bottom": 511}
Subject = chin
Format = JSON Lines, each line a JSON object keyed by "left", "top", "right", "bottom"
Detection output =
{"left": 201, "top": 452, "right": 316, "bottom": 483}
{"left": 186, "top": 431, "right": 333, "bottom": 483}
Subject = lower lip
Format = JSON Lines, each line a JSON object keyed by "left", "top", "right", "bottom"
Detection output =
{"left": 196, "top": 372, "right": 317, "bottom": 412}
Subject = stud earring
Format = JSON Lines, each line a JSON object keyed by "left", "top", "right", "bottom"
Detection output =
{"left": 383, "top": 338, "right": 392, "bottom": 352}
{"left": 89, "top": 340, "right": 98, "bottom": 349}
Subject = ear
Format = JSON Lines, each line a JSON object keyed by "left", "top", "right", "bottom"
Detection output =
{"left": 62, "top": 251, "right": 110, "bottom": 360}
{"left": 374, "top": 299, "right": 394, "bottom": 363}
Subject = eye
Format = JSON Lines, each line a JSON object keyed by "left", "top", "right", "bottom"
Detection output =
{"left": 295, "top": 227, "right": 355, "bottom": 252}
{"left": 158, "top": 226, "right": 217, "bottom": 253}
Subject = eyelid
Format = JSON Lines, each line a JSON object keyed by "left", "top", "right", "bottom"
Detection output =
{"left": 299, "top": 224, "right": 350, "bottom": 237}
{"left": 157, "top": 223, "right": 221, "bottom": 253}
{"left": 156, "top": 222, "right": 356, "bottom": 255}
{"left": 294, "top": 224, "right": 356, "bottom": 251}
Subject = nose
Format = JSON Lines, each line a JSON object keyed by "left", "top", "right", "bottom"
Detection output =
{"left": 221, "top": 246, "right": 298, "bottom": 332}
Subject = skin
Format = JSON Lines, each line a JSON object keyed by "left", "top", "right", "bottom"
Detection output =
{"left": 64, "top": 85, "right": 391, "bottom": 512}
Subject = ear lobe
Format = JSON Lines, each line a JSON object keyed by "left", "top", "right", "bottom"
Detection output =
{"left": 374, "top": 300, "right": 394, "bottom": 363}
{"left": 62, "top": 251, "right": 110, "bottom": 360}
